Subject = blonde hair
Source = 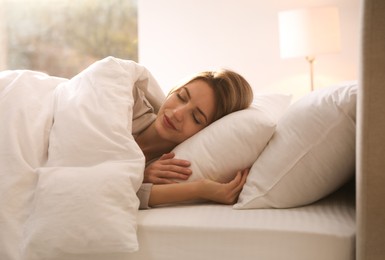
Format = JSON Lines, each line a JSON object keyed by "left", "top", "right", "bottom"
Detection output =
{"left": 171, "top": 69, "right": 253, "bottom": 123}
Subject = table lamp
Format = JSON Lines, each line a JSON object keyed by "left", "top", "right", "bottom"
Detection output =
{"left": 278, "top": 6, "right": 341, "bottom": 91}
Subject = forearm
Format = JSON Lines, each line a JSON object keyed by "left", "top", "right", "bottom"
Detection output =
{"left": 148, "top": 181, "right": 204, "bottom": 207}
{"left": 147, "top": 169, "right": 249, "bottom": 207}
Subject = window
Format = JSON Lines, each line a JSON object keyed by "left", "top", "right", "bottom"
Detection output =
{"left": 1, "top": 0, "right": 137, "bottom": 78}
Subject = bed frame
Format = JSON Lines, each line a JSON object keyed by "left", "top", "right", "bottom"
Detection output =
{"left": 356, "top": 0, "right": 385, "bottom": 259}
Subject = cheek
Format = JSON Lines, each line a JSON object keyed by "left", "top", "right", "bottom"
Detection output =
{"left": 182, "top": 123, "right": 204, "bottom": 140}
{"left": 157, "top": 97, "right": 173, "bottom": 114}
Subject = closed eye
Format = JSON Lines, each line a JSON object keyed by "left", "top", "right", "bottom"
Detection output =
{"left": 193, "top": 113, "right": 202, "bottom": 125}
{"left": 177, "top": 92, "right": 187, "bottom": 102}
{"left": 179, "top": 86, "right": 208, "bottom": 125}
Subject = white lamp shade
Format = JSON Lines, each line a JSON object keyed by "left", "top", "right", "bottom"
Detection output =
{"left": 278, "top": 7, "right": 341, "bottom": 59}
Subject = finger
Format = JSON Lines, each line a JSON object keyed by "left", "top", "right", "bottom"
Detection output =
{"left": 163, "top": 164, "right": 192, "bottom": 175}
{"left": 231, "top": 169, "right": 249, "bottom": 198}
{"left": 240, "top": 168, "right": 249, "bottom": 184}
{"left": 163, "top": 158, "right": 191, "bottom": 167}
{"left": 150, "top": 175, "right": 178, "bottom": 184}
{"left": 237, "top": 169, "right": 249, "bottom": 187}
{"left": 157, "top": 170, "right": 191, "bottom": 180}
{"left": 159, "top": 152, "right": 175, "bottom": 160}
{"left": 227, "top": 170, "right": 247, "bottom": 196}
{"left": 220, "top": 171, "right": 242, "bottom": 204}
{"left": 145, "top": 174, "right": 178, "bottom": 184}
{"left": 227, "top": 171, "right": 242, "bottom": 188}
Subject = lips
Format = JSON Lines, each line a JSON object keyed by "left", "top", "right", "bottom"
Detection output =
{"left": 163, "top": 114, "right": 177, "bottom": 130}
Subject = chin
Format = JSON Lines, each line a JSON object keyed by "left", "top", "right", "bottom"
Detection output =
{"left": 154, "top": 119, "right": 179, "bottom": 144}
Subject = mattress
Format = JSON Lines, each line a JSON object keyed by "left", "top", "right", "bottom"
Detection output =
{"left": 131, "top": 182, "right": 355, "bottom": 260}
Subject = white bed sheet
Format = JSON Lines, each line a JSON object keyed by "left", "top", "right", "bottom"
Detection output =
{"left": 132, "top": 182, "right": 355, "bottom": 260}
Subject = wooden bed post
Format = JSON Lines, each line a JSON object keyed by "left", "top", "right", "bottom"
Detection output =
{"left": 357, "top": 0, "right": 385, "bottom": 259}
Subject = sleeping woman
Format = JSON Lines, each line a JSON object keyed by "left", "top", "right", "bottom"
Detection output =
{"left": 133, "top": 69, "right": 254, "bottom": 208}
{"left": 0, "top": 57, "right": 253, "bottom": 210}
{"left": 0, "top": 57, "right": 253, "bottom": 259}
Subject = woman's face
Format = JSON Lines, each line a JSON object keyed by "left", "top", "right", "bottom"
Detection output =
{"left": 155, "top": 79, "right": 216, "bottom": 144}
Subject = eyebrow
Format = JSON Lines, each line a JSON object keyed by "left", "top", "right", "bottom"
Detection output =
{"left": 182, "top": 87, "right": 209, "bottom": 124}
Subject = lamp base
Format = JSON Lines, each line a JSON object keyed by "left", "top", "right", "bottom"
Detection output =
{"left": 306, "top": 56, "right": 315, "bottom": 91}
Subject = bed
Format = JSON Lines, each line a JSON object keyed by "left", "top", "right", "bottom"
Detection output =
{"left": 132, "top": 182, "right": 355, "bottom": 260}
{"left": 0, "top": 0, "right": 384, "bottom": 259}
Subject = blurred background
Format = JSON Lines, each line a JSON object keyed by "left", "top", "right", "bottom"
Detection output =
{"left": 1, "top": 0, "right": 361, "bottom": 100}
{"left": 0, "top": 0, "right": 137, "bottom": 78}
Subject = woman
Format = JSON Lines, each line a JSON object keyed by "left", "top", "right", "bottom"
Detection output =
{"left": 134, "top": 69, "right": 254, "bottom": 208}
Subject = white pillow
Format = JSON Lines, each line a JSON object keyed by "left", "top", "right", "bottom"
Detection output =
{"left": 22, "top": 165, "right": 141, "bottom": 260}
{"left": 172, "top": 94, "right": 292, "bottom": 183}
{"left": 235, "top": 82, "right": 357, "bottom": 209}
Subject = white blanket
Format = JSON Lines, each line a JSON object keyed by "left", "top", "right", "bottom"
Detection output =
{"left": 0, "top": 57, "right": 164, "bottom": 260}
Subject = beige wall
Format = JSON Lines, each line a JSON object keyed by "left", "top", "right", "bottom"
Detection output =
{"left": 138, "top": 0, "right": 361, "bottom": 100}
{"left": 0, "top": 1, "right": 6, "bottom": 71}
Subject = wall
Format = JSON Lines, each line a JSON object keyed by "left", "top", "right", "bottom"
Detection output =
{"left": 138, "top": 0, "right": 361, "bottom": 100}
{"left": 0, "top": 1, "right": 6, "bottom": 71}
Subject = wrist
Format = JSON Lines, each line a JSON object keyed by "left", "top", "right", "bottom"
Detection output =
{"left": 195, "top": 179, "right": 211, "bottom": 201}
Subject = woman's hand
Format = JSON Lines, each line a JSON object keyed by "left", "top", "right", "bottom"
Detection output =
{"left": 199, "top": 168, "right": 249, "bottom": 205}
{"left": 144, "top": 152, "right": 192, "bottom": 184}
